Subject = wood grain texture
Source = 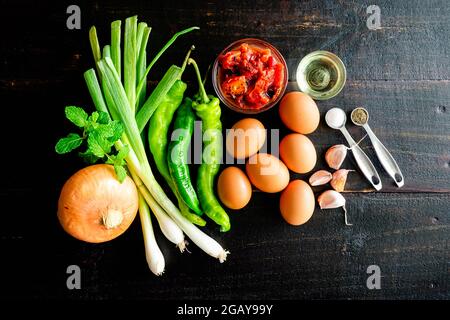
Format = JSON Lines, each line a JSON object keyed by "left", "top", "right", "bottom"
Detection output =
{"left": 0, "top": 0, "right": 448, "bottom": 300}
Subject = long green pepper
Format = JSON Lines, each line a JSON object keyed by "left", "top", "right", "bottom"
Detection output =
{"left": 189, "top": 58, "right": 230, "bottom": 232}
{"left": 167, "top": 98, "right": 202, "bottom": 215}
{"left": 148, "top": 47, "right": 206, "bottom": 226}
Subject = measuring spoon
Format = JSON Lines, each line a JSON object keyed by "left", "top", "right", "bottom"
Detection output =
{"left": 325, "top": 108, "right": 382, "bottom": 191}
{"left": 351, "top": 107, "right": 404, "bottom": 188}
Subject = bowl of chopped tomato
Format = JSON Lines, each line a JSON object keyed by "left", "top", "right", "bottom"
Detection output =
{"left": 212, "top": 38, "right": 288, "bottom": 114}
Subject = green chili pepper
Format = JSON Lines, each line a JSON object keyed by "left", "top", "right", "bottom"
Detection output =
{"left": 167, "top": 98, "right": 202, "bottom": 215}
{"left": 148, "top": 47, "right": 206, "bottom": 226}
{"left": 189, "top": 58, "right": 230, "bottom": 232}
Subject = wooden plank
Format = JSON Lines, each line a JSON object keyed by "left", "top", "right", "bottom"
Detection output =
{"left": 1, "top": 0, "right": 450, "bottom": 81}
{"left": 0, "top": 0, "right": 448, "bottom": 301}
{"left": 0, "top": 190, "right": 448, "bottom": 299}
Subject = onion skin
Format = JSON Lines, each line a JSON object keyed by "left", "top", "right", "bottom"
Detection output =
{"left": 57, "top": 164, "right": 139, "bottom": 243}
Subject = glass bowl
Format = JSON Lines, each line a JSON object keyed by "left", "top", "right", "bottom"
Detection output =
{"left": 212, "top": 38, "right": 288, "bottom": 114}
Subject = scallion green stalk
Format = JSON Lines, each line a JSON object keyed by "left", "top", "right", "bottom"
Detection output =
{"left": 124, "top": 16, "right": 137, "bottom": 113}
{"left": 111, "top": 20, "right": 122, "bottom": 80}
{"left": 89, "top": 26, "right": 102, "bottom": 75}
{"left": 83, "top": 69, "right": 108, "bottom": 114}
{"left": 135, "top": 65, "right": 181, "bottom": 132}
{"left": 102, "top": 45, "right": 111, "bottom": 59}
{"left": 136, "top": 25, "right": 151, "bottom": 110}
{"left": 135, "top": 26, "right": 199, "bottom": 100}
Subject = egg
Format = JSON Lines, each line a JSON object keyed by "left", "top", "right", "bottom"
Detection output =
{"left": 280, "top": 180, "right": 315, "bottom": 226}
{"left": 217, "top": 167, "right": 252, "bottom": 210}
{"left": 246, "top": 153, "right": 290, "bottom": 193}
{"left": 279, "top": 92, "right": 320, "bottom": 134}
{"left": 279, "top": 133, "right": 317, "bottom": 173}
{"left": 226, "top": 118, "right": 266, "bottom": 159}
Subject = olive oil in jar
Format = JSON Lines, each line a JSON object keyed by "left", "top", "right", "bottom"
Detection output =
{"left": 296, "top": 51, "right": 346, "bottom": 100}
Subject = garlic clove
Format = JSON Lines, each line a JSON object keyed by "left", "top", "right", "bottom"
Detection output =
{"left": 325, "top": 144, "right": 347, "bottom": 170}
{"left": 330, "top": 169, "right": 354, "bottom": 192}
{"left": 309, "top": 170, "right": 333, "bottom": 186}
{"left": 318, "top": 190, "right": 346, "bottom": 209}
{"left": 317, "top": 190, "right": 352, "bottom": 226}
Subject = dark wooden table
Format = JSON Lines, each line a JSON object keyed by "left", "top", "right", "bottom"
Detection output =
{"left": 1, "top": 0, "right": 449, "bottom": 300}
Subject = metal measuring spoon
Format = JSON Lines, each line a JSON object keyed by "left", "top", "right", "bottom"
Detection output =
{"left": 351, "top": 107, "right": 404, "bottom": 188}
{"left": 325, "top": 108, "right": 382, "bottom": 191}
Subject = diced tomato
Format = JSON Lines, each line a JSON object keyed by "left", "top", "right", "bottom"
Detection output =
{"left": 219, "top": 42, "right": 285, "bottom": 110}
{"left": 272, "top": 63, "right": 284, "bottom": 89}
{"left": 219, "top": 50, "right": 241, "bottom": 70}
{"left": 221, "top": 76, "right": 248, "bottom": 97}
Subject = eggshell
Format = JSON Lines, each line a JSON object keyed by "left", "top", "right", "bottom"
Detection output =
{"left": 226, "top": 118, "right": 266, "bottom": 159}
{"left": 279, "top": 92, "right": 320, "bottom": 134}
{"left": 279, "top": 133, "right": 317, "bottom": 173}
{"left": 246, "top": 153, "right": 290, "bottom": 193}
{"left": 280, "top": 180, "right": 315, "bottom": 226}
{"left": 217, "top": 167, "right": 252, "bottom": 210}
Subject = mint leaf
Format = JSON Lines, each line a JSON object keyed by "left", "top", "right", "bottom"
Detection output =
{"left": 87, "top": 132, "right": 108, "bottom": 158}
{"left": 55, "top": 133, "right": 84, "bottom": 154}
{"left": 65, "top": 106, "right": 88, "bottom": 127}
{"left": 116, "top": 144, "right": 129, "bottom": 164}
{"left": 107, "top": 121, "right": 124, "bottom": 143}
{"left": 114, "top": 164, "right": 127, "bottom": 183}
{"left": 89, "top": 111, "right": 99, "bottom": 124}
{"left": 97, "top": 111, "right": 110, "bottom": 124}
{"left": 95, "top": 124, "right": 114, "bottom": 139}
{"left": 79, "top": 150, "right": 100, "bottom": 164}
{"left": 105, "top": 155, "right": 115, "bottom": 165}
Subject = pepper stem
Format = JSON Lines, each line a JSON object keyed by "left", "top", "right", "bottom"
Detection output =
{"left": 179, "top": 45, "right": 195, "bottom": 77}
{"left": 188, "top": 58, "right": 210, "bottom": 103}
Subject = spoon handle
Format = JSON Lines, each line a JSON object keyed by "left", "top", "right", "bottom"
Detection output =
{"left": 363, "top": 125, "right": 404, "bottom": 187}
{"left": 340, "top": 128, "right": 382, "bottom": 191}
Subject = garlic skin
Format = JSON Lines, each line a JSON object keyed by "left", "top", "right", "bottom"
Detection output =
{"left": 309, "top": 170, "right": 333, "bottom": 186}
{"left": 330, "top": 169, "right": 354, "bottom": 192}
{"left": 325, "top": 144, "right": 347, "bottom": 170}
{"left": 317, "top": 190, "right": 352, "bottom": 226}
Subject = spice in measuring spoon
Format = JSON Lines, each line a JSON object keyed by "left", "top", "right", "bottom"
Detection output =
{"left": 350, "top": 107, "right": 368, "bottom": 126}
{"left": 350, "top": 107, "right": 405, "bottom": 187}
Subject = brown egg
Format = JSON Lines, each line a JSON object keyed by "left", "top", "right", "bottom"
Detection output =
{"left": 279, "top": 92, "right": 320, "bottom": 134}
{"left": 279, "top": 133, "right": 317, "bottom": 174}
{"left": 217, "top": 167, "right": 252, "bottom": 210}
{"left": 280, "top": 180, "right": 315, "bottom": 226}
{"left": 226, "top": 118, "right": 266, "bottom": 159}
{"left": 246, "top": 153, "right": 290, "bottom": 193}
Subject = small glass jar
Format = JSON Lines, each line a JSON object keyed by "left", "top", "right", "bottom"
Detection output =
{"left": 212, "top": 38, "right": 288, "bottom": 114}
{"left": 296, "top": 51, "right": 346, "bottom": 100}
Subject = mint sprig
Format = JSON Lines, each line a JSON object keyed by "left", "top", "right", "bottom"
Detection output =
{"left": 55, "top": 106, "right": 129, "bottom": 182}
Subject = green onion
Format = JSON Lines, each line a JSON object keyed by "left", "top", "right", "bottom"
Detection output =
{"left": 138, "top": 192, "right": 165, "bottom": 275}
{"left": 97, "top": 57, "right": 228, "bottom": 262}
{"left": 85, "top": 18, "right": 228, "bottom": 266}
{"left": 136, "top": 25, "right": 151, "bottom": 110}
{"left": 89, "top": 26, "right": 102, "bottom": 75}
{"left": 135, "top": 65, "right": 181, "bottom": 132}
{"left": 83, "top": 69, "right": 108, "bottom": 114}
{"left": 124, "top": 16, "right": 137, "bottom": 112}
{"left": 102, "top": 45, "right": 111, "bottom": 59}
{"left": 135, "top": 26, "right": 199, "bottom": 100}
{"left": 111, "top": 20, "right": 122, "bottom": 80}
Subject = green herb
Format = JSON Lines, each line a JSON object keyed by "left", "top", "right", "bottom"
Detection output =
{"left": 55, "top": 106, "right": 129, "bottom": 182}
